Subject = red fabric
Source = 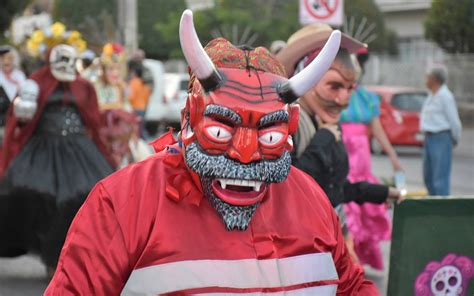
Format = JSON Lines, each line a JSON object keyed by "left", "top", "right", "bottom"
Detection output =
{"left": 0, "top": 66, "right": 115, "bottom": 175}
{"left": 45, "top": 142, "right": 378, "bottom": 295}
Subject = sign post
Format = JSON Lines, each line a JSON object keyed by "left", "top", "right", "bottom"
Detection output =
{"left": 299, "top": 0, "right": 344, "bottom": 26}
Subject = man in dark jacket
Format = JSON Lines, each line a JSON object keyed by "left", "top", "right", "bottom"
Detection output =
{"left": 277, "top": 23, "right": 401, "bottom": 208}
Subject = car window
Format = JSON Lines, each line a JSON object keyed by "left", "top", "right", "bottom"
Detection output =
{"left": 391, "top": 92, "right": 427, "bottom": 112}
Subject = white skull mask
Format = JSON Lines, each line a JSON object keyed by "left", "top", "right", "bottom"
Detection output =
{"left": 431, "top": 265, "right": 462, "bottom": 296}
{"left": 49, "top": 44, "right": 77, "bottom": 82}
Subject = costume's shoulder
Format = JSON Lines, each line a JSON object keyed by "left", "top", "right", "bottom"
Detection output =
{"left": 286, "top": 165, "right": 334, "bottom": 210}
{"left": 102, "top": 152, "right": 166, "bottom": 185}
{"left": 98, "top": 153, "right": 169, "bottom": 207}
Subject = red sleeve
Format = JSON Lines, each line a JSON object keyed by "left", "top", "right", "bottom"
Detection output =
{"left": 332, "top": 208, "right": 380, "bottom": 295}
{"left": 44, "top": 183, "right": 131, "bottom": 296}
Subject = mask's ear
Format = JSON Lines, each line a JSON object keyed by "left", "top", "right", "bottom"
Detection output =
{"left": 287, "top": 104, "right": 300, "bottom": 135}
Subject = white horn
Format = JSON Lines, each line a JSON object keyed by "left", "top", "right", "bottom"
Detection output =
{"left": 179, "top": 9, "right": 221, "bottom": 90}
{"left": 278, "top": 30, "right": 341, "bottom": 103}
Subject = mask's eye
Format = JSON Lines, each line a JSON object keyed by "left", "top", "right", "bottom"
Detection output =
{"left": 259, "top": 131, "right": 284, "bottom": 146}
{"left": 205, "top": 126, "right": 232, "bottom": 142}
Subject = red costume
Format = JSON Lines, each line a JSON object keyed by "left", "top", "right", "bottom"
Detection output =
{"left": 45, "top": 10, "right": 378, "bottom": 295}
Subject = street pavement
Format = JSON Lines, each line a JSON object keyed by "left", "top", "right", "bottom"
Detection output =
{"left": 1, "top": 129, "right": 473, "bottom": 296}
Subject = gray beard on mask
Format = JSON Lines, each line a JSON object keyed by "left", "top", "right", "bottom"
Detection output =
{"left": 184, "top": 141, "right": 291, "bottom": 231}
{"left": 202, "top": 178, "right": 259, "bottom": 231}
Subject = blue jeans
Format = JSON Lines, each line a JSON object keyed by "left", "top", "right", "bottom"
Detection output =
{"left": 423, "top": 130, "right": 452, "bottom": 195}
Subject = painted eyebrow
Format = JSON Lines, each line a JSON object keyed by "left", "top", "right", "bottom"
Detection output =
{"left": 203, "top": 104, "right": 242, "bottom": 125}
{"left": 258, "top": 110, "right": 289, "bottom": 128}
{"left": 329, "top": 81, "right": 353, "bottom": 90}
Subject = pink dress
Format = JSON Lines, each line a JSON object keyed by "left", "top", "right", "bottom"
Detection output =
{"left": 340, "top": 86, "right": 391, "bottom": 270}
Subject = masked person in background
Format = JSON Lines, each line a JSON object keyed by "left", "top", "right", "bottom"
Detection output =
{"left": 277, "top": 24, "right": 403, "bottom": 274}
{"left": 45, "top": 10, "right": 379, "bottom": 295}
{"left": 95, "top": 43, "right": 141, "bottom": 167}
{"left": 0, "top": 44, "right": 114, "bottom": 276}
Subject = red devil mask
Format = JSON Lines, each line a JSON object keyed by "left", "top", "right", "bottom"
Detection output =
{"left": 178, "top": 10, "right": 340, "bottom": 230}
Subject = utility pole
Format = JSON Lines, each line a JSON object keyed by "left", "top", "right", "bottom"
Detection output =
{"left": 117, "top": 0, "right": 138, "bottom": 52}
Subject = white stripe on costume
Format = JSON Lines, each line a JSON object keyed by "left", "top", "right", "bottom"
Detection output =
{"left": 121, "top": 253, "right": 338, "bottom": 295}
{"left": 197, "top": 285, "right": 338, "bottom": 295}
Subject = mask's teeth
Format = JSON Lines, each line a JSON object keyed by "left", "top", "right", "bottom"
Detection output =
{"left": 219, "top": 179, "right": 227, "bottom": 189}
{"left": 254, "top": 182, "right": 262, "bottom": 192}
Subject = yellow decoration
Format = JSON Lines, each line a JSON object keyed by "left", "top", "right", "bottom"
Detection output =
{"left": 51, "top": 22, "right": 66, "bottom": 38}
{"left": 24, "top": 22, "right": 88, "bottom": 57}
{"left": 103, "top": 43, "right": 114, "bottom": 56}
{"left": 27, "top": 39, "right": 39, "bottom": 56}
{"left": 31, "top": 30, "right": 44, "bottom": 44}
{"left": 67, "top": 31, "right": 81, "bottom": 43}
{"left": 75, "top": 39, "right": 87, "bottom": 52}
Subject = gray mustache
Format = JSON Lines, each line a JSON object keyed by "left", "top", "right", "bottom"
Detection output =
{"left": 184, "top": 141, "right": 291, "bottom": 183}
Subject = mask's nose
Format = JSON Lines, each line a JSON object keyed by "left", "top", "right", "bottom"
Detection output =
{"left": 227, "top": 127, "right": 261, "bottom": 164}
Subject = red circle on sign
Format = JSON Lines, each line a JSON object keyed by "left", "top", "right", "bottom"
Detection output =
{"left": 304, "top": 0, "right": 339, "bottom": 19}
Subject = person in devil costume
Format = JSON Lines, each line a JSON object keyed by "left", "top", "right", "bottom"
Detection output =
{"left": 0, "top": 44, "right": 114, "bottom": 275}
{"left": 45, "top": 10, "right": 379, "bottom": 295}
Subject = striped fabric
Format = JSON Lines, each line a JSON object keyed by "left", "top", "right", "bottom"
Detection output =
{"left": 121, "top": 253, "right": 338, "bottom": 295}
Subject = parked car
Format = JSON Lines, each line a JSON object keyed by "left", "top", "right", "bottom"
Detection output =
{"left": 143, "top": 59, "right": 189, "bottom": 136}
{"left": 366, "top": 85, "right": 428, "bottom": 154}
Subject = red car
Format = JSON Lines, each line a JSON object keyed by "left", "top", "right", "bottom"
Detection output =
{"left": 366, "top": 85, "right": 428, "bottom": 154}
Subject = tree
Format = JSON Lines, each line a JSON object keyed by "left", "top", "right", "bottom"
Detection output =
{"left": 53, "top": 0, "right": 117, "bottom": 52}
{"left": 1, "top": 0, "right": 30, "bottom": 36}
{"left": 425, "top": 0, "right": 474, "bottom": 53}
{"left": 138, "top": 0, "right": 187, "bottom": 59}
{"left": 152, "top": 0, "right": 300, "bottom": 60}
{"left": 53, "top": 0, "right": 397, "bottom": 60}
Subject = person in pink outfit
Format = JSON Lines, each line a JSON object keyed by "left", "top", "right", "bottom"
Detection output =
{"left": 340, "top": 48, "right": 403, "bottom": 270}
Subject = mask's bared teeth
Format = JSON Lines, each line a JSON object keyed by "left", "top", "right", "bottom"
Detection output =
{"left": 219, "top": 179, "right": 227, "bottom": 189}
{"left": 254, "top": 181, "right": 262, "bottom": 192}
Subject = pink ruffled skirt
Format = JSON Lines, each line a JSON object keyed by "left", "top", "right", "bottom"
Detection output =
{"left": 341, "top": 123, "right": 391, "bottom": 270}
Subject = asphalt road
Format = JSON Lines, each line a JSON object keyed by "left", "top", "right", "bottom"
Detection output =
{"left": 1, "top": 129, "right": 473, "bottom": 296}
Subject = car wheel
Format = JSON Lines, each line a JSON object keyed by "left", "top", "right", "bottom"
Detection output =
{"left": 371, "top": 137, "right": 384, "bottom": 155}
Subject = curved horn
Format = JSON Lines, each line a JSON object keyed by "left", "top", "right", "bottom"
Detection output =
{"left": 179, "top": 10, "right": 222, "bottom": 91}
{"left": 278, "top": 30, "right": 341, "bottom": 104}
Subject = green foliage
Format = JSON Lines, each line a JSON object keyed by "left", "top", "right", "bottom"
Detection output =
{"left": 52, "top": 0, "right": 398, "bottom": 59}
{"left": 53, "top": 0, "right": 116, "bottom": 27}
{"left": 53, "top": 0, "right": 117, "bottom": 51}
{"left": 344, "top": 0, "right": 399, "bottom": 55}
{"left": 139, "top": 0, "right": 187, "bottom": 60}
{"left": 152, "top": 0, "right": 299, "bottom": 60}
{"left": 425, "top": 0, "right": 474, "bottom": 53}
{"left": 0, "top": 0, "right": 30, "bottom": 36}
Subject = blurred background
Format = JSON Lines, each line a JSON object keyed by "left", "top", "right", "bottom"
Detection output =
{"left": 2, "top": 0, "right": 473, "bottom": 134}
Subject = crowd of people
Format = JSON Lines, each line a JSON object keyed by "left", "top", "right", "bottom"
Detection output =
{"left": 0, "top": 9, "right": 463, "bottom": 295}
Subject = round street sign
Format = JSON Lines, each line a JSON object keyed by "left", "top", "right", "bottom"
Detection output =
{"left": 304, "top": 0, "right": 340, "bottom": 19}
